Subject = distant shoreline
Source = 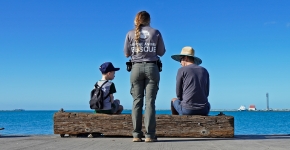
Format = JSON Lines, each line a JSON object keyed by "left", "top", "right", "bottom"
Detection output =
{"left": 0, "top": 109, "right": 25, "bottom": 112}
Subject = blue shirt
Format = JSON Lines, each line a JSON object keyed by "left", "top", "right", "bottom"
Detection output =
{"left": 176, "top": 64, "right": 210, "bottom": 110}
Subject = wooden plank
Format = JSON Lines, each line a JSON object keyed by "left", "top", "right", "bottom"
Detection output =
{"left": 54, "top": 111, "right": 234, "bottom": 138}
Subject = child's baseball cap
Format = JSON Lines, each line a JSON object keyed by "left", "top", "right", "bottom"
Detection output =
{"left": 99, "top": 62, "right": 120, "bottom": 74}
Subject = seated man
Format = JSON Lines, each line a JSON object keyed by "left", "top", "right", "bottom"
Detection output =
{"left": 170, "top": 46, "right": 210, "bottom": 115}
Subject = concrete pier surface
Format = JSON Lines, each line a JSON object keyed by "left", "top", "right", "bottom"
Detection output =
{"left": 0, "top": 135, "right": 290, "bottom": 150}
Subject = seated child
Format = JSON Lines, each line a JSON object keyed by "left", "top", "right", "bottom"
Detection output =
{"left": 95, "top": 62, "right": 123, "bottom": 114}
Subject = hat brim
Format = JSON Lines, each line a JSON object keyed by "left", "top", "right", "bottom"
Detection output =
{"left": 113, "top": 68, "right": 120, "bottom": 71}
{"left": 171, "top": 54, "right": 202, "bottom": 65}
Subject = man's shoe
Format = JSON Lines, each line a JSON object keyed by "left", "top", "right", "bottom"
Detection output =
{"left": 145, "top": 137, "right": 158, "bottom": 142}
{"left": 132, "top": 138, "right": 142, "bottom": 142}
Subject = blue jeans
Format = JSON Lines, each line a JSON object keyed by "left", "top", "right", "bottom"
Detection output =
{"left": 172, "top": 100, "right": 210, "bottom": 115}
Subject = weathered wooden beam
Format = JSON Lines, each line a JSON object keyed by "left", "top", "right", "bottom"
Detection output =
{"left": 54, "top": 112, "right": 234, "bottom": 138}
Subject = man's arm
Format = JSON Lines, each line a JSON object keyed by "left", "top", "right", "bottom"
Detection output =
{"left": 206, "top": 72, "right": 210, "bottom": 97}
{"left": 176, "top": 68, "right": 183, "bottom": 100}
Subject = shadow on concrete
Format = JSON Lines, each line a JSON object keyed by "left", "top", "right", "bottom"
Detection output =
{"left": 158, "top": 138, "right": 233, "bottom": 142}
{"left": 158, "top": 134, "right": 290, "bottom": 142}
{"left": 56, "top": 134, "right": 290, "bottom": 141}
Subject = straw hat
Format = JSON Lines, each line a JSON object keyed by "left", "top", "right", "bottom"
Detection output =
{"left": 171, "top": 46, "right": 202, "bottom": 65}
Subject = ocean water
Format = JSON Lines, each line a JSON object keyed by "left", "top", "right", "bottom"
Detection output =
{"left": 0, "top": 110, "right": 290, "bottom": 135}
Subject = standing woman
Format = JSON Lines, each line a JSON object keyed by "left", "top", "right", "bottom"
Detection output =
{"left": 124, "top": 11, "right": 166, "bottom": 142}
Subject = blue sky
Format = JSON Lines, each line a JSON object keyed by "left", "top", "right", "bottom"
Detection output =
{"left": 1, "top": 0, "right": 290, "bottom": 110}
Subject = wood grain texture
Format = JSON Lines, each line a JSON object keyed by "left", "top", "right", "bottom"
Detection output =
{"left": 54, "top": 112, "right": 234, "bottom": 138}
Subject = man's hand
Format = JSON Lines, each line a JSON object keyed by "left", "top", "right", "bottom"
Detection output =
{"left": 171, "top": 98, "right": 179, "bottom": 115}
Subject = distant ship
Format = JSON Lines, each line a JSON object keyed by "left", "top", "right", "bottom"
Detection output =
{"left": 238, "top": 105, "right": 246, "bottom": 111}
{"left": 248, "top": 105, "right": 257, "bottom": 111}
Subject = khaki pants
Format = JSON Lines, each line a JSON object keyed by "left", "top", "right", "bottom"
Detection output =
{"left": 130, "top": 62, "right": 160, "bottom": 138}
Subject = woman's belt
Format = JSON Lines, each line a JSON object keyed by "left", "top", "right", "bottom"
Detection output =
{"left": 133, "top": 61, "right": 157, "bottom": 64}
{"left": 126, "top": 60, "right": 162, "bottom": 72}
